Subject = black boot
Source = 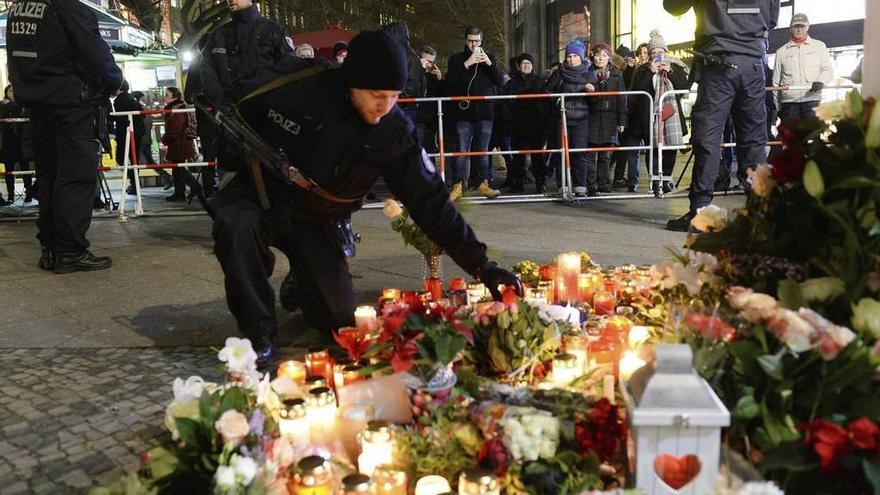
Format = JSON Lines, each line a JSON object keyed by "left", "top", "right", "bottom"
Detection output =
{"left": 279, "top": 271, "right": 299, "bottom": 312}
{"left": 54, "top": 250, "right": 112, "bottom": 274}
{"left": 38, "top": 247, "right": 55, "bottom": 271}
{"left": 666, "top": 211, "right": 702, "bottom": 233}
{"left": 534, "top": 179, "right": 545, "bottom": 194}
{"left": 252, "top": 334, "right": 275, "bottom": 372}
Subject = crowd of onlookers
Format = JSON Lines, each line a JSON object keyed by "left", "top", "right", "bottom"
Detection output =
{"left": 0, "top": 12, "right": 850, "bottom": 207}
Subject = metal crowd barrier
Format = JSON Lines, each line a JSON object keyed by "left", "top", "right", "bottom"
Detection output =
{"left": 399, "top": 90, "right": 656, "bottom": 202}
{"left": 654, "top": 83, "right": 860, "bottom": 196}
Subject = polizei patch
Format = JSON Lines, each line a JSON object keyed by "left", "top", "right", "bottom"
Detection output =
{"left": 267, "top": 109, "right": 301, "bottom": 135}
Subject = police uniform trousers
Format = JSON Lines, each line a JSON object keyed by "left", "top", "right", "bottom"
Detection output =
{"left": 688, "top": 54, "right": 767, "bottom": 210}
{"left": 211, "top": 179, "right": 355, "bottom": 340}
{"left": 31, "top": 105, "right": 100, "bottom": 254}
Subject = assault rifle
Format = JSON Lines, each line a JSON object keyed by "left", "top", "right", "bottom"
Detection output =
{"left": 192, "top": 96, "right": 286, "bottom": 210}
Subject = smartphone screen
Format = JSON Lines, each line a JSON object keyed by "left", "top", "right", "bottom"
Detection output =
{"left": 652, "top": 53, "right": 663, "bottom": 63}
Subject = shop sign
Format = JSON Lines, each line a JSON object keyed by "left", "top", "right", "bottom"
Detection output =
{"left": 121, "top": 26, "right": 152, "bottom": 49}
{"left": 100, "top": 28, "right": 120, "bottom": 41}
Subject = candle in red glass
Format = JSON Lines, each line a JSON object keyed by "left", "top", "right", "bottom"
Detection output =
{"left": 590, "top": 329, "right": 621, "bottom": 378}
{"left": 305, "top": 348, "right": 332, "bottom": 380}
{"left": 380, "top": 288, "right": 400, "bottom": 304}
{"left": 424, "top": 277, "right": 443, "bottom": 301}
{"left": 604, "top": 315, "right": 633, "bottom": 343}
{"left": 401, "top": 291, "right": 419, "bottom": 305}
{"left": 539, "top": 264, "right": 557, "bottom": 281}
{"left": 592, "top": 292, "right": 615, "bottom": 316}
{"left": 448, "top": 278, "right": 467, "bottom": 291}
{"left": 603, "top": 275, "right": 619, "bottom": 297}
{"left": 557, "top": 252, "right": 582, "bottom": 305}
{"left": 277, "top": 360, "right": 307, "bottom": 385}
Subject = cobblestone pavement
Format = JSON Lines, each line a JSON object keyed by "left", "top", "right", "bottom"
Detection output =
{"left": 0, "top": 347, "right": 311, "bottom": 494}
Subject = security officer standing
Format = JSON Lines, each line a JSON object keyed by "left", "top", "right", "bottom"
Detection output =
{"left": 195, "top": 0, "right": 295, "bottom": 110}
{"left": 188, "top": 0, "right": 299, "bottom": 311}
{"left": 7, "top": 0, "right": 123, "bottom": 272}
{"left": 207, "top": 31, "right": 523, "bottom": 367}
{"left": 664, "top": 0, "right": 778, "bottom": 232}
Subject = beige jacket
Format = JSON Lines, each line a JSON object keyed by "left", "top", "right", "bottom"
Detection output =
{"left": 773, "top": 37, "right": 834, "bottom": 105}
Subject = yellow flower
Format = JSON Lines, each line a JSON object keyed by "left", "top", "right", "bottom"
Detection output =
{"left": 799, "top": 277, "right": 845, "bottom": 303}
{"left": 383, "top": 198, "right": 403, "bottom": 218}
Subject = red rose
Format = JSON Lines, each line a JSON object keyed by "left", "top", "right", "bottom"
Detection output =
{"left": 769, "top": 145, "right": 806, "bottom": 183}
{"left": 804, "top": 419, "right": 849, "bottom": 471}
{"left": 575, "top": 399, "right": 624, "bottom": 462}
{"left": 848, "top": 417, "right": 880, "bottom": 451}
{"left": 478, "top": 437, "right": 510, "bottom": 476}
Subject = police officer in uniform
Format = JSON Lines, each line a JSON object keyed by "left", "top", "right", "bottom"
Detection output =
{"left": 188, "top": 0, "right": 299, "bottom": 311}
{"left": 664, "top": 0, "right": 778, "bottom": 231}
{"left": 208, "top": 31, "right": 523, "bottom": 367}
{"left": 7, "top": 0, "right": 122, "bottom": 272}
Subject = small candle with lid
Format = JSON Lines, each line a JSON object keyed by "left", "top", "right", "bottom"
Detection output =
{"left": 415, "top": 475, "right": 451, "bottom": 495}
{"left": 358, "top": 420, "right": 394, "bottom": 476}
{"left": 341, "top": 473, "right": 373, "bottom": 495}
{"left": 458, "top": 467, "right": 500, "bottom": 495}
{"left": 551, "top": 353, "right": 580, "bottom": 386}
{"left": 279, "top": 398, "right": 310, "bottom": 449}
{"left": 305, "top": 348, "right": 332, "bottom": 378}
{"left": 277, "top": 360, "right": 307, "bottom": 385}
{"left": 290, "top": 455, "right": 333, "bottom": 495}
{"left": 373, "top": 465, "right": 407, "bottom": 495}
{"left": 306, "top": 387, "right": 337, "bottom": 445}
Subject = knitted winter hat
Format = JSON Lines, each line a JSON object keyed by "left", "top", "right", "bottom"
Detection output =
{"left": 332, "top": 41, "right": 348, "bottom": 58}
{"left": 565, "top": 40, "right": 587, "bottom": 60}
{"left": 617, "top": 45, "right": 634, "bottom": 59}
{"left": 648, "top": 29, "right": 667, "bottom": 52}
{"left": 342, "top": 30, "right": 408, "bottom": 91}
{"left": 295, "top": 43, "right": 314, "bottom": 58}
{"left": 516, "top": 52, "right": 536, "bottom": 67}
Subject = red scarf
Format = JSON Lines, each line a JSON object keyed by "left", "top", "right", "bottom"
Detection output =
{"left": 790, "top": 35, "right": 808, "bottom": 46}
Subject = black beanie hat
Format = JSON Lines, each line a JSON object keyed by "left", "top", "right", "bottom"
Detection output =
{"left": 332, "top": 41, "right": 348, "bottom": 57}
{"left": 617, "top": 45, "right": 634, "bottom": 59}
{"left": 342, "top": 30, "right": 408, "bottom": 91}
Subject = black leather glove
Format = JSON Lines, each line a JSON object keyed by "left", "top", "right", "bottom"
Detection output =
{"left": 478, "top": 261, "right": 524, "bottom": 301}
{"left": 810, "top": 81, "right": 824, "bottom": 93}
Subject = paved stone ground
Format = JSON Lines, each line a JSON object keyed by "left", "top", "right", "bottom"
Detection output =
{"left": 0, "top": 178, "right": 745, "bottom": 493}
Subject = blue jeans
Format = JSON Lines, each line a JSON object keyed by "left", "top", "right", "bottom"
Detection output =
{"left": 452, "top": 120, "right": 492, "bottom": 186}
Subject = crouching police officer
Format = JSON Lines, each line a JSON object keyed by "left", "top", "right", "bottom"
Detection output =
{"left": 663, "top": 0, "right": 778, "bottom": 232}
{"left": 210, "top": 30, "right": 522, "bottom": 367}
{"left": 7, "top": 0, "right": 123, "bottom": 271}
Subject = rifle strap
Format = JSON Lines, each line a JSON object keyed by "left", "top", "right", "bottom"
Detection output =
{"left": 249, "top": 157, "right": 271, "bottom": 210}
{"left": 236, "top": 65, "right": 362, "bottom": 205}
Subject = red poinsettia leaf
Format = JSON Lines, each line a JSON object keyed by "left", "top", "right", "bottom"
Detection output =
{"left": 390, "top": 352, "right": 414, "bottom": 373}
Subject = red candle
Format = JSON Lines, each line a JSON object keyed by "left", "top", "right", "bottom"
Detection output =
{"left": 593, "top": 292, "right": 615, "bottom": 316}
{"left": 539, "top": 264, "right": 557, "bottom": 281}
{"left": 305, "top": 348, "right": 332, "bottom": 380}
{"left": 605, "top": 315, "right": 633, "bottom": 342}
{"left": 448, "top": 278, "right": 467, "bottom": 291}
{"left": 402, "top": 291, "right": 420, "bottom": 304}
{"left": 424, "top": 277, "right": 443, "bottom": 301}
{"left": 557, "top": 252, "right": 582, "bottom": 305}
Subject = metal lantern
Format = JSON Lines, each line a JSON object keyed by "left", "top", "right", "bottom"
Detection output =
{"left": 621, "top": 345, "right": 730, "bottom": 495}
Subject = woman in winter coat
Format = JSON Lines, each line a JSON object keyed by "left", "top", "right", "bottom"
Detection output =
{"left": 586, "top": 43, "right": 627, "bottom": 195}
{"left": 0, "top": 85, "right": 34, "bottom": 204}
{"left": 161, "top": 87, "right": 195, "bottom": 201}
{"left": 544, "top": 40, "right": 598, "bottom": 196}
{"left": 502, "top": 53, "right": 549, "bottom": 193}
{"left": 624, "top": 30, "right": 689, "bottom": 194}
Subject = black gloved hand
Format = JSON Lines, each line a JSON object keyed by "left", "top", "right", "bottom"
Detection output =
{"left": 478, "top": 261, "right": 524, "bottom": 301}
{"left": 810, "top": 81, "right": 824, "bottom": 93}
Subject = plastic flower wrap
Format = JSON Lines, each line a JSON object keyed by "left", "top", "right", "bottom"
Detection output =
{"left": 499, "top": 406, "right": 560, "bottom": 461}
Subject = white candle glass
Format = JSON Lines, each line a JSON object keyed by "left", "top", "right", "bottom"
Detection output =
{"left": 415, "top": 475, "right": 451, "bottom": 495}
{"left": 278, "top": 398, "right": 310, "bottom": 449}
{"left": 354, "top": 305, "right": 378, "bottom": 333}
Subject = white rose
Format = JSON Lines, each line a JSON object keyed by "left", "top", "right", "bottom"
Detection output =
{"left": 231, "top": 454, "right": 258, "bottom": 485}
{"left": 741, "top": 293, "right": 778, "bottom": 323}
{"left": 768, "top": 309, "right": 814, "bottom": 352}
{"left": 813, "top": 100, "right": 845, "bottom": 122}
{"left": 164, "top": 397, "right": 199, "bottom": 440}
{"left": 737, "top": 481, "right": 785, "bottom": 495}
{"left": 691, "top": 204, "right": 731, "bottom": 232}
{"left": 690, "top": 252, "right": 719, "bottom": 273}
{"left": 214, "top": 465, "right": 237, "bottom": 489}
{"left": 383, "top": 198, "right": 403, "bottom": 218}
{"left": 727, "top": 286, "right": 754, "bottom": 309}
{"left": 218, "top": 337, "right": 258, "bottom": 375}
{"left": 747, "top": 164, "right": 777, "bottom": 198}
{"left": 852, "top": 298, "right": 880, "bottom": 338}
{"left": 800, "top": 277, "right": 845, "bottom": 303}
{"left": 215, "top": 410, "right": 250, "bottom": 447}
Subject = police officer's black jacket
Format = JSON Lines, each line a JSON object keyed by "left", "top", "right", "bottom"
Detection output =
{"left": 199, "top": 5, "right": 294, "bottom": 105}
{"left": 664, "top": 0, "right": 778, "bottom": 58}
{"left": 236, "top": 66, "right": 489, "bottom": 277}
{"left": 7, "top": 0, "right": 122, "bottom": 107}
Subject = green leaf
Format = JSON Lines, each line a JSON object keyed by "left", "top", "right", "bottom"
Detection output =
{"left": 173, "top": 417, "right": 202, "bottom": 448}
{"left": 864, "top": 458, "right": 880, "bottom": 495}
{"left": 760, "top": 441, "right": 818, "bottom": 472}
{"left": 757, "top": 354, "right": 784, "bottom": 381}
{"left": 733, "top": 395, "right": 760, "bottom": 420}
{"left": 145, "top": 446, "right": 177, "bottom": 480}
{"left": 777, "top": 279, "right": 808, "bottom": 310}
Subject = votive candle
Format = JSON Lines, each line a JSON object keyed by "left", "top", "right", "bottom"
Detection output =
{"left": 557, "top": 252, "right": 582, "bottom": 305}
{"left": 619, "top": 351, "right": 647, "bottom": 381}
{"left": 354, "top": 306, "right": 378, "bottom": 333}
{"left": 277, "top": 360, "right": 307, "bottom": 385}
{"left": 551, "top": 353, "right": 580, "bottom": 386}
{"left": 373, "top": 465, "right": 407, "bottom": 495}
{"left": 279, "top": 398, "right": 310, "bottom": 449}
{"left": 415, "top": 475, "right": 451, "bottom": 495}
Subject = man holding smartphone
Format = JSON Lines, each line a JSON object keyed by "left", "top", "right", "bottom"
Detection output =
{"left": 663, "top": 0, "right": 778, "bottom": 232}
{"left": 446, "top": 26, "right": 504, "bottom": 199}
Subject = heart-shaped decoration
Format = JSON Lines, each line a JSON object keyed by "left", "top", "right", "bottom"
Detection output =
{"left": 653, "top": 453, "right": 701, "bottom": 490}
